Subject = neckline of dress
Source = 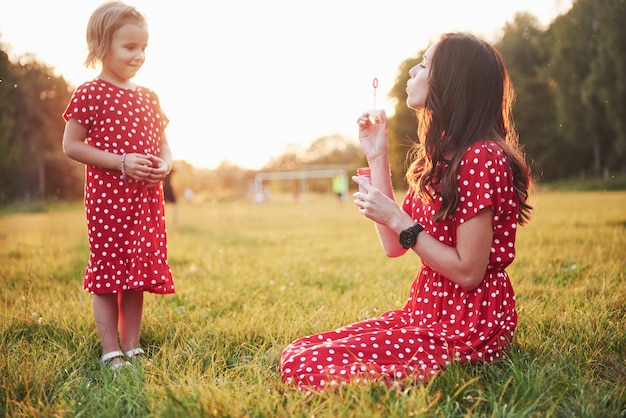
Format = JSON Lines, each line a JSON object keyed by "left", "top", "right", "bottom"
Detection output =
{"left": 94, "top": 78, "right": 139, "bottom": 92}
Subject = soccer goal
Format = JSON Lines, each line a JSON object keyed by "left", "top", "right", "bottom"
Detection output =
{"left": 252, "top": 168, "right": 349, "bottom": 202}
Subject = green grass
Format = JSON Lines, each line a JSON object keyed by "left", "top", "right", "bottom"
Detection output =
{"left": 1, "top": 191, "right": 625, "bottom": 417}
{"left": 540, "top": 174, "right": 626, "bottom": 192}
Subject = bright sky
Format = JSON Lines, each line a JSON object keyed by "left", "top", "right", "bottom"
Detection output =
{"left": 1, "top": 0, "right": 572, "bottom": 170}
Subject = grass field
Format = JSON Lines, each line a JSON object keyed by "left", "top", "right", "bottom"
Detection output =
{"left": 1, "top": 190, "right": 625, "bottom": 417}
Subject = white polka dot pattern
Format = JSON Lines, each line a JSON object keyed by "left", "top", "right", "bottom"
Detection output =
{"left": 63, "top": 79, "right": 174, "bottom": 295}
{"left": 280, "top": 141, "right": 519, "bottom": 393}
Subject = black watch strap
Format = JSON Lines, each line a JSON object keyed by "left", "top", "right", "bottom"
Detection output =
{"left": 399, "top": 224, "right": 424, "bottom": 249}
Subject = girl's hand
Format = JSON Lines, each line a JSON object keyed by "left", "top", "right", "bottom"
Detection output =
{"left": 143, "top": 154, "right": 170, "bottom": 187}
{"left": 357, "top": 109, "right": 389, "bottom": 162}
{"left": 123, "top": 153, "right": 153, "bottom": 181}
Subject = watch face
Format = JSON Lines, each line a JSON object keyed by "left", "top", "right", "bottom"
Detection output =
{"left": 400, "top": 230, "right": 415, "bottom": 249}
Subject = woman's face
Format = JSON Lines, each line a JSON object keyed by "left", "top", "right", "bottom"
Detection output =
{"left": 406, "top": 42, "right": 438, "bottom": 110}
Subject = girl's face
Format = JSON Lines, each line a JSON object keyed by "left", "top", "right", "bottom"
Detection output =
{"left": 101, "top": 22, "right": 149, "bottom": 86}
{"left": 406, "top": 42, "right": 438, "bottom": 110}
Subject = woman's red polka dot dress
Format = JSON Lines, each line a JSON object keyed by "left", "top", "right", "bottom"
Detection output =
{"left": 63, "top": 79, "right": 175, "bottom": 295}
{"left": 281, "top": 141, "right": 520, "bottom": 393}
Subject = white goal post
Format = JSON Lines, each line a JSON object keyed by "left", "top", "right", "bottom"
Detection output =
{"left": 253, "top": 169, "right": 349, "bottom": 200}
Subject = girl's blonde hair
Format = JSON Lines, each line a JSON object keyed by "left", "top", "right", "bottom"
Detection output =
{"left": 84, "top": 1, "right": 146, "bottom": 68}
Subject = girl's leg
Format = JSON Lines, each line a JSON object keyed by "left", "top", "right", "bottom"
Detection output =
{"left": 118, "top": 290, "right": 144, "bottom": 352}
{"left": 93, "top": 293, "right": 122, "bottom": 360}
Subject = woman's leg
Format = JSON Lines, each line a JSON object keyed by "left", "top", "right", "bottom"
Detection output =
{"left": 281, "top": 309, "right": 427, "bottom": 392}
{"left": 118, "top": 290, "right": 144, "bottom": 352}
{"left": 93, "top": 293, "right": 122, "bottom": 360}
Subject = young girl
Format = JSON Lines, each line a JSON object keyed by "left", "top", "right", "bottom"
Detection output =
{"left": 280, "top": 33, "right": 533, "bottom": 393}
{"left": 63, "top": 1, "right": 175, "bottom": 370}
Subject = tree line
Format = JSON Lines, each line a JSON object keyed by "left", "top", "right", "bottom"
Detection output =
{"left": 387, "top": 0, "right": 626, "bottom": 188}
{"left": 0, "top": 51, "right": 83, "bottom": 203}
{"left": 0, "top": 0, "right": 624, "bottom": 203}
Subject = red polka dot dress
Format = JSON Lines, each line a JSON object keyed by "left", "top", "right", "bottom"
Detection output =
{"left": 63, "top": 79, "right": 175, "bottom": 295}
{"left": 281, "top": 141, "right": 519, "bottom": 393}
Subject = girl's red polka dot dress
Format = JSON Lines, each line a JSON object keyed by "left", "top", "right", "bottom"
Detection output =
{"left": 281, "top": 141, "right": 519, "bottom": 393}
{"left": 63, "top": 79, "right": 174, "bottom": 295}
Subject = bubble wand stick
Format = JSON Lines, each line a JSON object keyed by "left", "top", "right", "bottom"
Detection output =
{"left": 372, "top": 77, "right": 378, "bottom": 109}
{"left": 368, "top": 77, "right": 381, "bottom": 123}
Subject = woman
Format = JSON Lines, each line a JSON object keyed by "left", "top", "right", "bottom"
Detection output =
{"left": 280, "top": 33, "right": 533, "bottom": 393}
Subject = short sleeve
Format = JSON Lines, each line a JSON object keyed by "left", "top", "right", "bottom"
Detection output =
{"left": 62, "top": 83, "right": 94, "bottom": 130}
{"left": 401, "top": 189, "right": 415, "bottom": 216}
{"left": 143, "top": 88, "right": 169, "bottom": 131}
{"left": 454, "top": 141, "right": 513, "bottom": 224}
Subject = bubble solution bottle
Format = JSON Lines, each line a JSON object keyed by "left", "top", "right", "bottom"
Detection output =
{"left": 356, "top": 167, "right": 372, "bottom": 194}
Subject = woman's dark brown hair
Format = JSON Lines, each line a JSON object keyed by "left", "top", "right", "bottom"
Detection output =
{"left": 406, "top": 33, "right": 533, "bottom": 225}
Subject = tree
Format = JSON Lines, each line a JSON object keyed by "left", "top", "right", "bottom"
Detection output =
{"left": 0, "top": 47, "right": 19, "bottom": 202}
{"left": 0, "top": 43, "right": 82, "bottom": 203}
{"left": 546, "top": 0, "right": 617, "bottom": 178}
{"left": 387, "top": 55, "right": 422, "bottom": 190}
{"left": 264, "top": 133, "right": 363, "bottom": 171}
{"left": 585, "top": 0, "right": 626, "bottom": 173}
{"left": 301, "top": 133, "right": 363, "bottom": 167}
{"left": 496, "top": 13, "right": 566, "bottom": 180}
{"left": 10, "top": 54, "right": 81, "bottom": 200}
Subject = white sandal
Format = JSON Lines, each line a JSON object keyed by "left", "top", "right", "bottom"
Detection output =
{"left": 124, "top": 347, "right": 145, "bottom": 358}
{"left": 125, "top": 347, "right": 150, "bottom": 365}
{"left": 101, "top": 350, "right": 130, "bottom": 370}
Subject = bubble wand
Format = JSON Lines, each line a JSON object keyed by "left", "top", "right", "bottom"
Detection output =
{"left": 368, "top": 77, "right": 381, "bottom": 123}
{"left": 372, "top": 77, "right": 378, "bottom": 109}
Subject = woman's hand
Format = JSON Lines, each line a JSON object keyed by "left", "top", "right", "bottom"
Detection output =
{"left": 357, "top": 109, "right": 389, "bottom": 163}
{"left": 352, "top": 175, "right": 408, "bottom": 229}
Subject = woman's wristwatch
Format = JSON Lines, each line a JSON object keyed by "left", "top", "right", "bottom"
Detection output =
{"left": 399, "top": 224, "right": 425, "bottom": 249}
